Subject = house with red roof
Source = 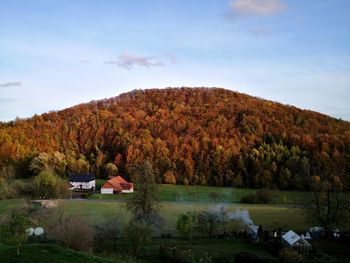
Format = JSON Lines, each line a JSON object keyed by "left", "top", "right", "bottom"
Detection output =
{"left": 101, "top": 176, "right": 134, "bottom": 194}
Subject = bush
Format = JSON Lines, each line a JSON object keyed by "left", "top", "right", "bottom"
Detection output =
{"left": 0, "top": 177, "right": 17, "bottom": 199}
{"left": 255, "top": 189, "right": 273, "bottom": 204}
{"left": 240, "top": 189, "right": 274, "bottom": 204}
{"left": 94, "top": 217, "right": 122, "bottom": 252}
{"left": 48, "top": 206, "right": 94, "bottom": 252}
{"left": 158, "top": 245, "right": 196, "bottom": 263}
{"left": 124, "top": 220, "right": 153, "bottom": 257}
{"left": 240, "top": 194, "right": 257, "bottom": 204}
{"left": 278, "top": 248, "right": 304, "bottom": 263}
{"left": 176, "top": 212, "right": 196, "bottom": 240}
{"left": 33, "top": 171, "right": 68, "bottom": 199}
{"left": 12, "top": 180, "right": 36, "bottom": 198}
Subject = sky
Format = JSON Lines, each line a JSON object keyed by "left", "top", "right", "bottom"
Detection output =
{"left": 1, "top": 0, "right": 350, "bottom": 121}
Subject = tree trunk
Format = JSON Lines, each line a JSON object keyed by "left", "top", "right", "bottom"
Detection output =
{"left": 17, "top": 246, "right": 20, "bottom": 256}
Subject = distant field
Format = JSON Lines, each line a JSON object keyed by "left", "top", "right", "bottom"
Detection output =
{"left": 0, "top": 198, "right": 309, "bottom": 235}
{"left": 90, "top": 183, "right": 324, "bottom": 205}
{"left": 61, "top": 200, "right": 309, "bottom": 235}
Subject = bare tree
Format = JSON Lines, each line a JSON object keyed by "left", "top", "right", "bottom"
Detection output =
{"left": 94, "top": 217, "right": 123, "bottom": 251}
{"left": 307, "top": 152, "right": 350, "bottom": 237}
{"left": 48, "top": 206, "right": 94, "bottom": 251}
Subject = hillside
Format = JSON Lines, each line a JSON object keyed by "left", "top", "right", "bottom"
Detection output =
{"left": 1, "top": 87, "right": 349, "bottom": 190}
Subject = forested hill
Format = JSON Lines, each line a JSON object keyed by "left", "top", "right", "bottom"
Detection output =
{"left": 1, "top": 88, "right": 350, "bottom": 190}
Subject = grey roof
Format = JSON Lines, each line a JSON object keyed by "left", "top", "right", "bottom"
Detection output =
{"left": 69, "top": 173, "right": 95, "bottom": 182}
{"left": 282, "top": 230, "right": 300, "bottom": 246}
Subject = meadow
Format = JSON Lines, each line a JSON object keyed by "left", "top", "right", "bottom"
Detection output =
{"left": 0, "top": 198, "right": 309, "bottom": 235}
{"left": 92, "top": 183, "right": 320, "bottom": 205}
{"left": 0, "top": 243, "right": 120, "bottom": 263}
{"left": 1, "top": 185, "right": 350, "bottom": 263}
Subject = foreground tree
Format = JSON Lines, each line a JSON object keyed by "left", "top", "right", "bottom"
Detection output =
{"left": 125, "top": 160, "right": 161, "bottom": 257}
{"left": 124, "top": 220, "right": 153, "bottom": 256}
{"left": 126, "top": 160, "right": 160, "bottom": 225}
{"left": 307, "top": 152, "right": 350, "bottom": 236}
{"left": 94, "top": 217, "right": 123, "bottom": 251}
{"left": 0, "top": 211, "right": 31, "bottom": 256}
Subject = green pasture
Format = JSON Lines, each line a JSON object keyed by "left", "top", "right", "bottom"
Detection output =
{"left": 0, "top": 243, "right": 120, "bottom": 263}
{"left": 0, "top": 198, "right": 309, "bottom": 235}
{"left": 58, "top": 200, "right": 309, "bottom": 235}
{"left": 90, "top": 183, "right": 321, "bottom": 205}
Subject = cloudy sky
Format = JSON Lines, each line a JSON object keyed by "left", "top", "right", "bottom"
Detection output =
{"left": 1, "top": 0, "right": 350, "bottom": 121}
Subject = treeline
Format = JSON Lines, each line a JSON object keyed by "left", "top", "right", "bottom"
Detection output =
{"left": 1, "top": 88, "right": 350, "bottom": 190}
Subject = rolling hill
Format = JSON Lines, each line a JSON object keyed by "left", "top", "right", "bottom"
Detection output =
{"left": 1, "top": 88, "right": 349, "bottom": 190}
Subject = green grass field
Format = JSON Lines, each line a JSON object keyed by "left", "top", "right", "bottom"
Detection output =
{"left": 60, "top": 200, "right": 309, "bottom": 235}
{"left": 0, "top": 243, "right": 123, "bottom": 263}
{"left": 90, "top": 183, "right": 331, "bottom": 205}
{"left": 0, "top": 198, "right": 309, "bottom": 235}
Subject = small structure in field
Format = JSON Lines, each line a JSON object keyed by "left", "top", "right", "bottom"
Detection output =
{"left": 69, "top": 173, "right": 95, "bottom": 190}
{"left": 101, "top": 176, "right": 133, "bottom": 194}
{"left": 282, "top": 230, "right": 312, "bottom": 255}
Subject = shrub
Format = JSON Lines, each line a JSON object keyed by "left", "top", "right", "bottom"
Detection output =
{"left": 48, "top": 206, "right": 94, "bottom": 252}
{"left": 240, "top": 193, "right": 257, "bottom": 204}
{"left": 0, "top": 210, "right": 31, "bottom": 256}
{"left": 255, "top": 189, "right": 273, "bottom": 204}
{"left": 33, "top": 171, "right": 68, "bottom": 199}
{"left": 176, "top": 212, "right": 196, "bottom": 240}
{"left": 94, "top": 217, "right": 123, "bottom": 252}
{"left": 278, "top": 248, "right": 304, "bottom": 263}
{"left": 0, "top": 177, "right": 17, "bottom": 199}
{"left": 240, "top": 189, "right": 274, "bottom": 204}
{"left": 124, "top": 220, "right": 153, "bottom": 257}
{"left": 159, "top": 245, "right": 195, "bottom": 263}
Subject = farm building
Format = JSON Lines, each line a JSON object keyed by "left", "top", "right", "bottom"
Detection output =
{"left": 69, "top": 173, "right": 96, "bottom": 190}
{"left": 101, "top": 176, "right": 133, "bottom": 194}
{"left": 282, "top": 230, "right": 312, "bottom": 255}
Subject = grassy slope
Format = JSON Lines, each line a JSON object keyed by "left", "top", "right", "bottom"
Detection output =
{"left": 0, "top": 199, "right": 25, "bottom": 214}
{"left": 90, "top": 183, "right": 342, "bottom": 205}
{"left": 64, "top": 200, "right": 308, "bottom": 234}
{"left": 130, "top": 238, "right": 277, "bottom": 262}
{"left": 0, "top": 244, "right": 122, "bottom": 263}
{"left": 0, "top": 199, "right": 309, "bottom": 235}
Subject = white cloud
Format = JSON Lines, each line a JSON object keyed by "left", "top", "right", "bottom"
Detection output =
{"left": 0, "top": 81, "right": 22, "bottom": 87}
{"left": 229, "top": 0, "right": 287, "bottom": 16}
{"left": 105, "top": 53, "right": 164, "bottom": 70}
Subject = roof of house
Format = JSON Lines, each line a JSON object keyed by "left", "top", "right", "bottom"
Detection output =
{"left": 69, "top": 173, "right": 95, "bottom": 182}
{"left": 101, "top": 176, "right": 133, "bottom": 191}
{"left": 282, "top": 230, "right": 300, "bottom": 246}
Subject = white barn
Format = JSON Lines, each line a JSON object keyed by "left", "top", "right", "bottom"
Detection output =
{"left": 69, "top": 174, "right": 95, "bottom": 190}
{"left": 101, "top": 176, "right": 134, "bottom": 194}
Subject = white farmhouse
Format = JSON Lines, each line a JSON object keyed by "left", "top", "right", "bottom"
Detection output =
{"left": 69, "top": 173, "right": 96, "bottom": 190}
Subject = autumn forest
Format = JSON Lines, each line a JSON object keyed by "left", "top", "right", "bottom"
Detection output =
{"left": 1, "top": 88, "right": 350, "bottom": 191}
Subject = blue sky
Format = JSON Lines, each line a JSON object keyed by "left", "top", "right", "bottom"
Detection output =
{"left": 1, "top": 0, "right": 350, "bottom": 121}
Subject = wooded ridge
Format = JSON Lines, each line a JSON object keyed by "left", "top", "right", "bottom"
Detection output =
{"left": 1, "top": 87, "right": 349, "bottom": 190}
